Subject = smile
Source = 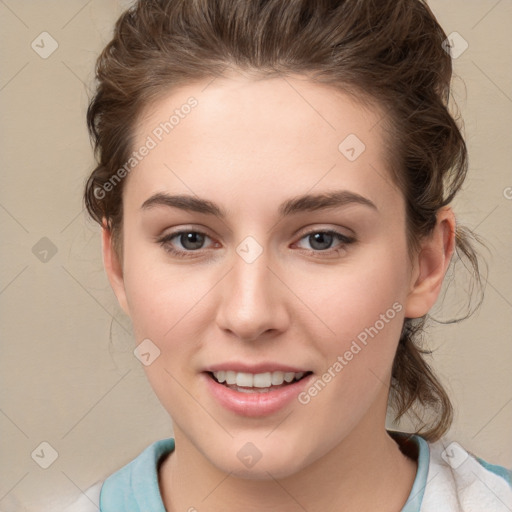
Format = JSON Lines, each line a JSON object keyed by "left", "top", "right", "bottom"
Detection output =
{"left": 203, "top": 370, "right": 314, "bottom": 416}
{"left": 211, "top": 370, "right": 309, "bottom": 391}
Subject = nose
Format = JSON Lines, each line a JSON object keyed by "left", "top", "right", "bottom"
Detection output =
{"left": 215, "top": 246, "right": 289, "bottom": 342}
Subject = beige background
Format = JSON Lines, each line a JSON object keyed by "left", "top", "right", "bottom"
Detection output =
{"left": 0, "top": 1, "right": 511, "bottom": 510}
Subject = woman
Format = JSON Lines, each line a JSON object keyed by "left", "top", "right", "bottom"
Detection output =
{"left": 76, "top": 0, "right": 512, "bottom": 510}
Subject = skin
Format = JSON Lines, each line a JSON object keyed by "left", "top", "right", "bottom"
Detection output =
{"left": 102, "top": 71, "right": 455, "bottom": 511}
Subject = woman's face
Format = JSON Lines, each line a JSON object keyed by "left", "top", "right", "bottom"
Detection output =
{"left": 107, "top": 73, "right": 421, "bottom": 478}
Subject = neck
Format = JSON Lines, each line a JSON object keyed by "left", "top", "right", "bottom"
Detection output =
{"left": 160, "top": 410, "right": 417, "bottom": 512}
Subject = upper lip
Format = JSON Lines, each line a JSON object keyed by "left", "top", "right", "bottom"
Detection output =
{"left": 203, "top": 362, "right": 311, "bottom": 374}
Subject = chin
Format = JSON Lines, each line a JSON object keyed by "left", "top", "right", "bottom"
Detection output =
{"left": 205, "top": 436, "right": 312, "bottom": 481}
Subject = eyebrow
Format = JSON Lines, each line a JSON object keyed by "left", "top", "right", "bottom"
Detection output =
{"left": 141, "top": 189, "right": 378, "bottom": 219}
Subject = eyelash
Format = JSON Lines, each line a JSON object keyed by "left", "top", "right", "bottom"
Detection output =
{"left": 157, "top": 228, "right": 355, "bottom": 259}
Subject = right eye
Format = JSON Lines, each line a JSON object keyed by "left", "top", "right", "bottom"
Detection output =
{"left": 157, "top": 230, "right": 217, "bottom": 258}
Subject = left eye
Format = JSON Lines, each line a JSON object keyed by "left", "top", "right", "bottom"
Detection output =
{"left": 295, "top": 230, "right": 353, "bottom": 252}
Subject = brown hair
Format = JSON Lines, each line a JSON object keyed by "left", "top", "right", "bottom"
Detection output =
{"left": 84, "top": 0, "right": 485, "bottom": 441}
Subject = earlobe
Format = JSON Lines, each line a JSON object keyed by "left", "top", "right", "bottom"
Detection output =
{"left": 101, "top": 222, "right": 130, "bottom": 315}
{"left": 404, "top": 207, "right": 456, "bottom": 319}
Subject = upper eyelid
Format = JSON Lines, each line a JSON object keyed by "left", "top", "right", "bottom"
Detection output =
{"left": 160, "top": 227, "right": 353, "bottom": 249}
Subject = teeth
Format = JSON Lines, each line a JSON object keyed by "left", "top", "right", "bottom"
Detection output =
{"left": 253, "top": 372, "right": 272, "bottom": 388}
{"left": 236, "top": 372, "right": 253, "bottom": 387}
{"left": 212, "top": 370, "right": 306, "bottom": 388}
{"left": 215, "top": 370, "right": 227, "bottom": 383}
{"left": 284, "top": 372, "right": 295, "bottom": 383}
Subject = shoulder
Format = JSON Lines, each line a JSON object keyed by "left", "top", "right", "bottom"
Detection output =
{"left": 100, "top": 437, "right": 175, "bottom": 511}
{"left": 421, "top": 437, "right": 512, "bottom": 511}
{"left": 63, "top": 481, "right": 102, "bottom": 511}
{"left": 67, "top": 438, "right": 175, "bottom": 512}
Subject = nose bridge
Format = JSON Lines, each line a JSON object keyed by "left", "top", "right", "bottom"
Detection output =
{"left": 216, "top": 234, "right": 287, "bottom": 340}
{"left": 231, "top": 238, "right": 276, "bottom": 313}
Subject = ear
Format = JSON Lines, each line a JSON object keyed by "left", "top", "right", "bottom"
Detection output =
{"left": 101, "top": 221, "right": 130, "bottom": 315}
{"left": 404, "top": 206, "right": 456, "bottom": 318}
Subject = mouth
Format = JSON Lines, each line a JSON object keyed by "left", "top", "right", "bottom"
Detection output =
{"left": 206, "top": 370, "right": 313, "bottom": 394}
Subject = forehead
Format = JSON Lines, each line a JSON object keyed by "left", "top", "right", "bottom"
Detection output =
{"left": 127, "top": 73, "right": 400, "bottom": 217}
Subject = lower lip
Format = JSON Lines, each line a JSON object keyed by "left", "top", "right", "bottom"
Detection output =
{"left": 202, "top": 372, "right": 313, "bottom": 417}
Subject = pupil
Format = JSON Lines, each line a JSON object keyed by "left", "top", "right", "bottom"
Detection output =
{"left": 310, "top": 232, "right": 333, "bottom": 250}
{"left": 182, "top": 232, "right": 204, "bottom": 250}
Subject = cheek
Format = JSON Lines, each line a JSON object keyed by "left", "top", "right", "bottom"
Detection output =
{"left": 298, "top": 247, "right": 408, "bottom": 415}
{"left": 308, "top": 248, "right": 407, "bottom": 345}
{"left": 122, "top": 259, "right": 207, "bottom": 415}
{"left": 295, "top": 253, "right": 407, "bottom": 424}
{"left": 122, "top": 240, "right": 202, "bottom": 341}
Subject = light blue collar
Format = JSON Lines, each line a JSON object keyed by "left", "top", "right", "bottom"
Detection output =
{"left": 388, "top": 431, "right": 430, "bottom": 512}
